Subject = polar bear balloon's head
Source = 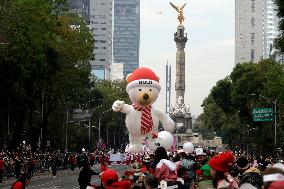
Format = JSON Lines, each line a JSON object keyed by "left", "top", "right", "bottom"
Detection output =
{"left": 126, "top": 67, "right": 161, "bottom": 106}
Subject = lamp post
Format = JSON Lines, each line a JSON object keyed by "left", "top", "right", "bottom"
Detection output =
{"left": 251, "top": 94, "right": 278, "bottom": 148}
{"left": 66, "top": 105, "right": 68, "bottom": 152}
{"left": 259, "top": 95, "right": 277, "bottom": 148}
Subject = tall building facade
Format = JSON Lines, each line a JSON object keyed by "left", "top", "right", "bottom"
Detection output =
{"left": 67, "top": 0, "right": 89, "bottom": 22}
{"left": 67, "top": 0, "right": 113, "bottom": 80}
{"left": 113, "top": 0, "right": 140, "bottom": 76}
{"left": 235, "top": 0, "right": 264, "bottom": 64}
{"left": 89, "top": 0, "right": 113, "bottom": 79}
{"left": 263, "top": 0, "right": 279, "bottom": 59}
{"left": 235, "top": 0, "right": 279, "bottom": 64}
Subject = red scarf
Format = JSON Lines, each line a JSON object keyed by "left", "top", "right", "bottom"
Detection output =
{"left": 132, "top": 104, "right": 153, "bottom": 135}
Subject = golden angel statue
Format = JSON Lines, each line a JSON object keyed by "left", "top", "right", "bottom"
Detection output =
{"left": 170, "top": 2, "right": 187, "bottom": 25}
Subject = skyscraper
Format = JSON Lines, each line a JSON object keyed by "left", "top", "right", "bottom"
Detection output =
{"left": 235, "top": 0, "right": 279, "bottom": 64}
{"left": 67, "top": 0, "right": 89, "bottom": 22}
{"left": 67, "top": 0, "right": 113, "bottom": 80}
{"left": 263, "top": 0, "right": 279, "bottom": 59}
{"left": 113, "top": 0, "right": 140, "bottom": 76}
{"left": 89, "top": 0, "right": 113, "bottom": 79}
{"left": 235, "top": 0, "right": 264, "bottom": 64}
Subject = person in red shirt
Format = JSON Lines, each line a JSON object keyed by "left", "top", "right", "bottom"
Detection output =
{"left": 69, "top": 154, "right": 76, "bottom": 171}
{"left": 11, "top": 173, "right": 31, "bottom": 189}
{"left": 0, "top": 155, "right": 4, "bottom": 183}
{"left": 100, "top": 160, "right": 108, "bottom": 173}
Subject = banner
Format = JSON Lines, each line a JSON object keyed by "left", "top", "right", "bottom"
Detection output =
{"left": 109, "top": 153, "right": 126, "bottom": 162}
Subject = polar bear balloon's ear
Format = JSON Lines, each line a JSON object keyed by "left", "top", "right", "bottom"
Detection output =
{"left": 156, "top": 76, "right": 160, "bottom": 82}
{"left": 126, "top": 73, "right": 132, "bottom": 83}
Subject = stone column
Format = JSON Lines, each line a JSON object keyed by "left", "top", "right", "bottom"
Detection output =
{"left": 174, "top": 25, "right": 187, "bottom": 103}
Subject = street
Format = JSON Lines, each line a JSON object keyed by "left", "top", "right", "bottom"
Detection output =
{"left": 1, "top": 165, "right": 128, "bottom": 189}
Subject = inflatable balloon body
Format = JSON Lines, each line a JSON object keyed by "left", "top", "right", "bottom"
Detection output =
{"left": 112, "top": 67, "right": 175, "bottom": 153}
{"left": 146, "top": 131, "right": 174, "bottom": 151}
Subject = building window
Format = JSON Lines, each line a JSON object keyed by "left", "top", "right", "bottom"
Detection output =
{"left": 100, "top": 59, "right": 105, "bottom": 61}
{"left": 101, "top": 28, "right": 106, "bottom": 30}
{"left": 251, "top": 50, "right": 255, "bottom": 61}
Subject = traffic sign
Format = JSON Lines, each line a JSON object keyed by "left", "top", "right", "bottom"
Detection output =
{"left": 252, "top": 108, "right": 273, "bottom": 113}
{"left": 253, "top": 117, "right": 274, "bottom": 122}
{"left": 252, "top": 107, "right": 274, "bottom": 122}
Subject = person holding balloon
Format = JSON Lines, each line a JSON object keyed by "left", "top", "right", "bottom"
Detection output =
{"left": 179, "top": 142, "right": 197, "bottom": 189}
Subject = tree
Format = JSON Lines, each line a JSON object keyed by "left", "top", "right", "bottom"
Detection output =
{"left": 274, "top": 0, "right": 284, "bottom": 53}
{"left": 199, "top": 59, "right": 284, "bottom": 155}
{"left": 0, "top": 0, "right": 94, "bottom": 149}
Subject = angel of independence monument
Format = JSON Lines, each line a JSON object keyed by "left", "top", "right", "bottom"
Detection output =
{"left": 168, "top": 2, "right": 193, "bottom": 148}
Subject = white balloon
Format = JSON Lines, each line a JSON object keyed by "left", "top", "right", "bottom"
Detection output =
{"left": 82, "top": 148, "right": 86, "bottom": 152}
{"left": 183, "top": 142, "right": 194, "bottom": 153}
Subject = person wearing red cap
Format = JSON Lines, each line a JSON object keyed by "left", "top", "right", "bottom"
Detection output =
{"left": 112, "top": 67, "right": 175, "bottom": 153}
{"left": 208, "top": 151, "right": 239, "bottom": 189}
{"left": 101, "top": 169, "right": 131, "bottom": 189}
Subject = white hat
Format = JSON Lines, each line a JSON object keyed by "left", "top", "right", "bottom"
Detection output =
{"left": 195, "top": 148, "right": 206, "bottom": 156}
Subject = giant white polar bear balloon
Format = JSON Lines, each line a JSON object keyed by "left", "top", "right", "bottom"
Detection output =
{"left": 112, "top": 67, "right": 175, "bottom": 153}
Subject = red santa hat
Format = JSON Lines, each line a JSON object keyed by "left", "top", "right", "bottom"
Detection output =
{"left": 126, "top": 67, "right": 160, "bottom": 93}
{"left": 101, "top": 169, "right": 119, "bottom": 184}
{"left": 208, "top": 151, "right": 235, "bottom": 173}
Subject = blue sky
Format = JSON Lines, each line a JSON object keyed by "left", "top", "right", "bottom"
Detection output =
{"left": 139, "top": 0, "right": 235, "bottom": 117}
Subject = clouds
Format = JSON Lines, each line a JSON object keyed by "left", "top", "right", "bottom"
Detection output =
{"left": 140, "top": 0, "right": 235, "bottom": 116}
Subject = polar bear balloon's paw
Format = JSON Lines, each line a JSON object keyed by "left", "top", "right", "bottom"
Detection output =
{"left": 128, "top": 144, "right": 143, "bottom": 153}
{"left": 112, "top": 100, "right": 125, "bottom": 112}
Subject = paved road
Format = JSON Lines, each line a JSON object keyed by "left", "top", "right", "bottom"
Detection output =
{"left": 1, "top": 165, "right": 129, "bottom": 189}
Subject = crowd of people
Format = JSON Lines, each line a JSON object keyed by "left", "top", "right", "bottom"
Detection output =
{"left": 75, "top": 146, "right": 284, "bottom": 189}
{"left": 1, "top": 143, "right": 284, "bottom": 189}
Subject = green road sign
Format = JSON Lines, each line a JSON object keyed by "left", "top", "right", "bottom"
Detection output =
{"left": 252, "top": 107, "right": 274, "bottom": 122}
{"left": 253, "top": 117, "right": 274, "bottom": 122}
{"left": 252, "top": 108, "right": 273, "bottom": 113}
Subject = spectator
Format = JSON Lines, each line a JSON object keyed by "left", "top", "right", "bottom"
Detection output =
{"left": 154, "top": 147, "right": 177, "bottom": 182}
{"left": 14, "top": 155, "right": 22, "bottom": 179}
{"left": 51, "top": 157, "right": 58, "bottom": 179}
{"left": 0, "top": 155, "right": 4, "bottom": 183}
{"left": 78, "top": 163, "right": 99, "bottom": 189}
{"left": 179, "top": 151, "right": 196, "bottom": 186}
{"left": 144, "top": 174, "right": 159, "bottom": 189}
{"left": 69, "top": 154, "right": 76, "bottom": 171}
{"left": 195, "top": 164, "right": 214, "bottom": 189}
{"left": 11, "top": 173, "right": 31, "bottom": 189}
{"left": 101, "top": 169, "right": 131, "bottom": 189}
{"left": 262, "top": 166, "right": 284, "bottom": 189}
{"left": 239, "top": 167, "right": 262, "bottom": 189}
{"left": 208, "top": 151, "right": 239, "bottom": 189}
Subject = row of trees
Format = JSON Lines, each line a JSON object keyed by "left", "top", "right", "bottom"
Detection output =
{"left": 195, "top": 1, "right": 284, "bottom": 156}
{"left": 195, "top": 60, "right": 284, "bottom": 155}
{"left": 0, "top": 0, "right": 129, "bottom": 151}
